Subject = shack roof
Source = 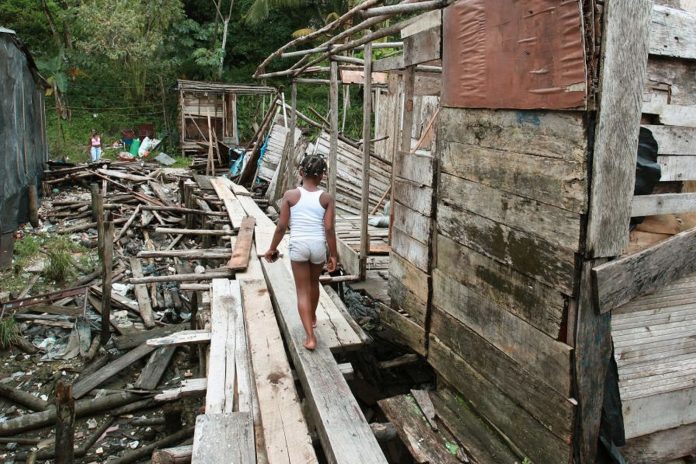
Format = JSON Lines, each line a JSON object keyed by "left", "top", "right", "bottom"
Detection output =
{"left": 0, "top": 26, "right": 48, "bottom": 88}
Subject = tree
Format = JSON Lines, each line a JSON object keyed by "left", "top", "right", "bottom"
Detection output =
{"left": 211, "top": 0, "right": 234, "bottom": 78}
{"left": 74, "top": 0, "right": 183, "bottom": 98}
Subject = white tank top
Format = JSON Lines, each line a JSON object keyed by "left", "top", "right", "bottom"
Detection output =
{"left": 290, "top": 187, "right": 326, "bottom": 241}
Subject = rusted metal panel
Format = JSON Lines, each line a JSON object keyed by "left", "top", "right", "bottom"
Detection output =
{"left": 442, "top": 0, "right": 587, "bottom": 110}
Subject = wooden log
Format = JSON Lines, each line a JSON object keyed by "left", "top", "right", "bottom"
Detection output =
{"left": 154, "top": 227, "right": 236, "bottom": 236}
{"left": 72, "top": 344, "right": 156, "bottom": 399}
{"left": 128, "top": 269, "right": 233, "bottom": 285}
{"left": 228, "top": 217, "right": 255, "bottom": 270}
{"left": 114, "top": 205, "right": 141, "bottom": 243}
{"left": 27, "top": 184, "right": 39, "bottom": 227}
{"left": 0, "top": 384, "right": 49, "bottom": 411}
{"left": 152, "top": 445, "right": 193, "bottom": 464}
{"left": 129, "top": 257, "right": 155, "bottom": 328}
{"left": 362, "top": 0, "right": 443, "bottom": 18}
{"left": 593, "top": 227, "right": 696, "bottom": 313}
{"left": 100, "top": 221, "right": 114, "bottom": 345}
{"left": 111, "top": 426, "right": 194, "bottom": 464}
{"left": 54, "top": 381, "right": 75, "bottom": 464}
{"left": 0, "top": 392, "right": 143, "bottom": 436}
{"left": 586, "top": 0, "right": 652, "bottom": 257}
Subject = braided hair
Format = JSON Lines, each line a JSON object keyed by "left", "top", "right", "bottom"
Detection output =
{"left": 299, "top": 154, "right": 327, "bottom": 178}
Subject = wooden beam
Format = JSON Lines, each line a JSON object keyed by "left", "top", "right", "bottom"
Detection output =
{"left": 585, "top": 0, "right": 652, "bottom": 257}
{"left": 134, "top": 346, "right": 177, "bottom": 390}
{"left": 592, "top": 226, "right": 696, "bottom": 313}
{"left": 401, "top": 9, "right": 441, "bottom": 38}
{"left": 205, "top": 279, "right": 237, "bottom": 414}
{"left": 329, "top": 61, "right": 339, "bottom": 200}
{"left": 129, "top": 257, "right": 155, "bottom": 328}
{"left": 128, "top": 270, "right": 233, "bottom": 285}
{"left": 154, "top": 227, "right": 236, "bottom": 236}
{"left": 228, "top": 217, "right": 255, "bottom": 271}
{"left": 649, "top": 5, "right": 696, "bottom": 60}
{"left": 359, "top": 41, "right": 373, "bottom": 280}
{"left": 631, "top": 193, "right": 696, "bottom": 217}
{"left": 146, "top": 330, "right": 211, "bottom": 346}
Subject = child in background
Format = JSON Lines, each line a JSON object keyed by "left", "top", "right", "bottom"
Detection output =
{"left": 88, "top": 129, "right": 102, "bottom": 162}
{"left": 264, "top": 155, "right": 338, "bottom": 351}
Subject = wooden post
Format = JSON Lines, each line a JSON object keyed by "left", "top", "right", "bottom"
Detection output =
{"left": 359, "top": 41, "right": 373, "bottom": 280}
{"left": 329, "top": 60, "right": 339, "bottom": 200}
{"left": 100, "top": 221, "right": 114, "bottom": 345}
{"left": 27, "top": 184, "right": 39, "bottom": 228}
{"left": 54, "top": 381, "right": 75, "bottom": 464}
{"left": 91, "top": 184, "right": 104, "bottom": 253}
{"left": 286, "top": 80, "right": 298, "bottom": 190}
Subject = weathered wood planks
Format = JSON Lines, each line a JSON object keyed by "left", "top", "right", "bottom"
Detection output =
{"left": 192, "top": 413, "right": 254, "bottom": 463}
{"left": 631, "top": 192, "right": 696, "bottom": 217}
{"left": 585, "top": 0, "right": 652, "bottom": 257}
{"left": 593, "top": 227, "right": 696, "bottom": 313}
{"left": 621, "top": 421, "right": 696, "bottom": 463}
{"left": 650, "top": 4, "right": 696, "bottom": 60}
{"left": 228, "top": 217, "right": 255, "bottom": 270}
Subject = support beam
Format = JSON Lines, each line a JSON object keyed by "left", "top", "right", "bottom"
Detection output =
{"left": 360, "top": 41, "right": 373, "bottom": 280}
{"left": 329, "top": 61, "right": 339, "bottom": 200}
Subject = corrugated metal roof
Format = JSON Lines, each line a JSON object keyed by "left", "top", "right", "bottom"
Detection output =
{"left": 0, "top": 27, "right": 17, "bottom": 35}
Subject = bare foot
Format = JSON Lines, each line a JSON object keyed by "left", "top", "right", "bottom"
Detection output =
{"left": 303, "top": 336, "right": 317, "bottom": 351}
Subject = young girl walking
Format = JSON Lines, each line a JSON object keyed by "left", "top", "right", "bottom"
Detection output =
{"left": 263, "top": 155, "right": 338, "bottom": 351}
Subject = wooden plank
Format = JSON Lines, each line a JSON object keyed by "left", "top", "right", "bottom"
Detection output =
{"left": 438, "top": 203, "right": 576, "bottom": 294}
{"left": 428, "top": 337, "right": 572, "bottom": 464}
{"left": 72, "top": 344, "right": 156, "bottom": 399}
{"left": 359, "top": 41, "right": 373, "bottom": 280}
{"left": 573, "top": 259, "right": 613, "bottom": 464}
{"left": 239, "top": 279, "right": 318, "bottom": 463}
{"left": 440, "top": 173, "right": 582, "bottom": 251}
{"left": 337, "top": 238, "right": 360, "bottom": 276}
{"left": 391, "top": 227, "right": 429, "bottom": 272}
{"left": 430, "top": 388, "right": 520, "bottom": 463}
{"left": 129, "top": 258, "right": 155, "bottom": 329}
{"left": 644, "top": 124, "right": 696, "bottom": 155}
{"left": 658, "top": 155, "right": 696, "bottom": 181}
{"left": 392, "top": 201, "right": 430, "bottom": 245}
{"left": 403, "top": 27, "right": 440, "bottom": 67}
{"left": 372, "top": 54, "right": 405, "bottom": 73}
{"left": 388, "top": 278, "right": 427, "bottom": 326}
{"left": 436, "top": 234, "right": 564, "bottom": 338}
{"left": 378, "top": 394, "right": 460, "bottom": 464}
{"left": 113, "top": 324, "right": 187, "bottom": 350}
{"left": 621, "top": 421, "right": 696, "bottom": 464}
{"left": 650, "top": 5, "right": 696, "bottom": 60}
{"left": 593, "top": 227, "right": 696, "bottom": 313}
{"left": 146, "top": 330, "right": 211, "bottom": 346}
{"left": 376, "top": 303, "right": 426, "bottom": 356}
{"left": 586, "top": 0, "right": 656, "bottom": 256}
{"left": 394, "top": 153, "right": 433, "bottom": 187}
{"left": 622, "top": 386, "right": 696, "bottom": 439}
{"left": 210, "top": 178, "right": 246, "bottom": 228}
{"left": 260, "top": 259, "right": 388, "bottom": 464}
{"left": 392, "top": 178, "right": 432, "bottom": 216}
{"left": 192, "top": 413, "right": 254, "bottom": 463}
{"left": 388, "top": 251, "right": 428, "bottom": 303}
{"left": 632, "top": 193, "right": 696, "bottom": 216}
{"left": 432, "top": 268, "right": 572, "bottom": 395}
{"left": 430, "top": 307, "right": 575, "bottom": 439}
{"left": 206, "top": 279, "right": 235, "bottom": 414}
{"left": 401, "top": 10, "right": 441, "bottom": 38}
{"left": 228, "top": 217, "right": 255, "bottom": 270}
{"left": 134, "top": 346, "right": 176, "bottom": 390}
{"left": 230, "top": 280, "right": 252, "bottom": 413}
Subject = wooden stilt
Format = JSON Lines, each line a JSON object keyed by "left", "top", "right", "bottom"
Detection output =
{"left": 360, "top": 41, "right": 373, "bottom": 280}
{"left": 54, "top": 381, "right": 75, "bottom": 464}
{"left": 329, "top": 61, "right": 339, "bottom": 200}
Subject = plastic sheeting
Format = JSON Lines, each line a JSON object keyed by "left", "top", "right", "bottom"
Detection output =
{"left": 0, "top": 31, "right": 48, "bottom": 234}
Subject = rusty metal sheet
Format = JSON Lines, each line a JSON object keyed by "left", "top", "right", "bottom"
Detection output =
{"left": 442, "top": 0, "right": 587, "bottom": 110}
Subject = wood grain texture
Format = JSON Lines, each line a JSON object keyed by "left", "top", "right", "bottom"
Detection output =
{"left": 260, "top": 259, "right": 388, "bottom": 464}
{"left": 389, "top": 251, "right": 429, "bottom": 303}
{"left": 403, "top": 27, "right": 440, "bottom": 67}
{"left": 632, "top": 193, "right": 696, "bottom": 217}
{"left": 430, "top": 307, "right": 576, "bottom": 437}
{"left": 391, "top": 226, "right": 429, "bottom": 272}
{"left": 392, "top": 201, "right": 431, "bottom": 245}
{"left": 622, "top": 387, "right": 696, "bottom": 439}
{"left": 228, "top": 217, "right": 255, "bottom": 270}
{"left": 135, "top": 346, "right": 176, "bottom": 390}
{"left": 650, "top": 4, "right": 696, "bottom": 59}
{"left": 392, "top": 178, "right": 433, "bottom": 216}
{"left": 573, "top": 259, "right": 612, "bottom": 464}
{"left": 658, "top": 155, "right": 696, "bottom": 181}
{"left": 585, "top": 0, "right": 652, "bottom": 257}
{"left": 438, "top": 202, "right": 576, "bottom": 294}
{"left": 377, "top": 303, "right": 426, "bottom": 356}
{"left": 621, "top": 421, "right": 696, "bottom": 463}
{"left": 394, "top": 153, "right": 434, "bottom": 187}
{"left": 429, "top": 337, "right": 572, "bottom": 464}
{"left": 644, "top": 124, "right": 696, "bottom": 155}
{"left": 593, "top": 227, "right": 696, "bottom": 313}
{"left": 191, "top": 413, "right": 254, "bottom": 463}
{"left": 432, "top": 269, "right": 573, "bottom": 396}
{"left": 436, "top": 234, "right": 565, "bottom": 338}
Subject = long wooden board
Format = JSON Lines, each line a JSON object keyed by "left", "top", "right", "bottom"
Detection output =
{"left": 631, "top": 193, "right": 696, "bottom": 217}
{"left": 228, "top": 217, "right": 255, "bottom": 270}
{"left": 585, "top": 0, "right": 652, "bottom": 257}
{"left": 593, "top": 227, "right": 696, "bottom": 313}
{"left": 621, "top": 421, "right": 696, "bottom": 463}
{"left": 260, "top": 259, "right": 388, "bottom": 464}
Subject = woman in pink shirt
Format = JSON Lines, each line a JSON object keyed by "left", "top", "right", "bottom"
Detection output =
{"left": 88, "top": 129, "right": 102, "bottom": 162}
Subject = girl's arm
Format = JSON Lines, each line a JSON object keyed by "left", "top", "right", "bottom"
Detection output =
{"left": 263, "top": 191, "right": 291, "bottom": 262}
{"left": 323, "top": 193, "right": 338, "bottom": 272}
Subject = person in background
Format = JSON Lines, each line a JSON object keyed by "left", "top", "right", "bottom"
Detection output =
{"left": 88, "top": 129, "right": 102, "bottom": 162}
{"left": 263, "top": 155, "right": 338, "bottom": 351}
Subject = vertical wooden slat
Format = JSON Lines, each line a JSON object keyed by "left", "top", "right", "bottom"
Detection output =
{"left": 585, "top": 0, "right": 652, "bottom": 257}
{"left": 360, "top": 42, "right": 373, "bottom": 280}
{"left": 329, "top": 61, "right": 339, "bottom": 200}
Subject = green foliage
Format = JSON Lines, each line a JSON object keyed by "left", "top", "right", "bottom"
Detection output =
{"left": 14, "top": 235, "right": 41, "bottom": 264}
{"left": 0, "top": 318, "right": 19, "bottom": 349}
{"left": 41, "top": 236, "right": 90, "bottom": 283}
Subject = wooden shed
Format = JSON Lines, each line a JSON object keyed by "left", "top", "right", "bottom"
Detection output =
{"left": 376, "top": 1, "right": 696, "bottom": 463}
{"left": 177, "top": 80, "right": 276, "bottom": 154}
{"left": 0, "top": 28, "right": 48, "bottom": 268}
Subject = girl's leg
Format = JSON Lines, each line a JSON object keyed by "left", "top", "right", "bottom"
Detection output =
{"left": 309, "top": 262, "right": 324, "bottom": 328}
{"left": 90, "top": 147, "right": 97, "bottom": 162}
{"left": 291, "top": 260, "right": 317, "bottom": 350}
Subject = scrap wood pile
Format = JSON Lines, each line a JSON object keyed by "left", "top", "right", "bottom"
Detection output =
{"left": 0, "top": 162, "right": 265, "bottom": 463}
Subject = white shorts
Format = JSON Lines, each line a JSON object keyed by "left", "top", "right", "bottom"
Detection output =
{"left": 289, "top": 239, "right": 326, "bottom": 264}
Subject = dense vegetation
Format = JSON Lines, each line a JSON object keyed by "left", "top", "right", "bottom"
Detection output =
{"left": 0, "top": 0, "right": 367, "bottom": 163}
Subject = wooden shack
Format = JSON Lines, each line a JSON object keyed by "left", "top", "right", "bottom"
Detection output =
{"left": 378, "top": 1, "right": 696, "bottom": 463}
{"left": 0, "top": 28, "right": 48, "bottom": 268}
{"left": 177, "top": 80, "right": 276, "bottom": 154}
